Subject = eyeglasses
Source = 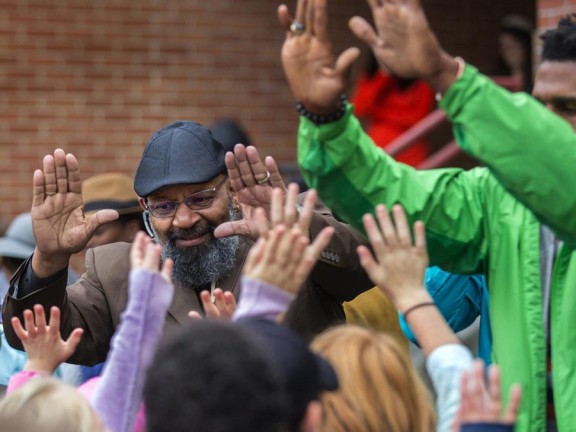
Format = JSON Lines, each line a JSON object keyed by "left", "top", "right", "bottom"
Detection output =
{"left": 145, "top": 177, "right": 228, "bottom": 219}
{"left": 550, "top": 98, "right": 576, "bottom": 116}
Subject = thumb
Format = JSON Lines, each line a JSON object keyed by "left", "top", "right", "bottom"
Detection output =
{"left": 214, "top": 220, "right": 252, "bottom": 239}
{"left": 64, "top": 328, "right": 84, "bottom": 357}
{"left": 188, "top": 311, "right": 203, "bottom": 321}
{"left": 335, "top": 47, "right": 361, "bottom": 77}
{"left": 87, "top": 209, "right": 119, "bottom": 236}
{"left": 349, "top": 16, "right": 380, "bottom": 48}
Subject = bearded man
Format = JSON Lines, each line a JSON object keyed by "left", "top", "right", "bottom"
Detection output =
{"left": 2, "top": 121, "right": 372, "bottom": 365}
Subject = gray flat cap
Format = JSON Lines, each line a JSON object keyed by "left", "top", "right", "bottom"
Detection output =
{"left": 0, "top": 213, "right": 35, "bottom": 259}
{"left": 134, "top": 121, "right": 227, "bottom": 197}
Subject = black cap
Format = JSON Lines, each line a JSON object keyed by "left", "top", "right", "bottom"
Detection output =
{"left": 134, "top": 121, "right": 227, "bottom": 197}
{"left": 237, "top": 319, "right": 338, "bottom": 428}
{"left": 209, "top": 119, "right": 252, "bottom": 153}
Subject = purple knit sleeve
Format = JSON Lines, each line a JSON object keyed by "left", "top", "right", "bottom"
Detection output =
{"left": 90, "top": 269, "right": 174, "bottom": 432}
{"left": 232, "top": 276, "right": 295, "bottom": 322}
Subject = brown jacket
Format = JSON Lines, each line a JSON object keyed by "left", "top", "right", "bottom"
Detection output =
{"left": 2, "top": 209, "right": 373, "bottom": 365}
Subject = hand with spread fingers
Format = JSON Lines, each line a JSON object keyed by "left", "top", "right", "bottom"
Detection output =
{"left": 253, "top": 182, "right": 317, "bottom": 238}
{"left": 357, "top": 204, "right": 430, "bottom": 311}
{"left": 31, "top": 149, "right": 119, "bottom": 277}
{"left": 11, "top": 305, "right": 84, "bottom": 375}
{"left": 452, "top": 361, "right": 522, "bottom": 431}
{"left": 214, "top": 144, "right": 285, "bottom": 240}
{"left": 278, "top": 0, "right": 360, "bottom": 114}
{"left": 349, "top": 0, "right": 460, "bottom": 94}
{"left": 243, "top": 184, "right": 335, "bottom": 295}
{"left": 188, "top": 288, "right": 237, "bottom": 321}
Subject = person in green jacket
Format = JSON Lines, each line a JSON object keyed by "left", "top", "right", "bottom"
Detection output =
{"left": 278, "top": 1, "right": 576, "bottom": 431}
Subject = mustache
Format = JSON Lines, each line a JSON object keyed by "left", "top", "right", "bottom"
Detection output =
{"left": 167, "top": 223, "right": 215, "bottom": 242}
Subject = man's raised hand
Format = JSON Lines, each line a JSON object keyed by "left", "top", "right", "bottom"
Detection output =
{"left": 31, "top": 149, "right": 119, "bottom": 277}
{"left": 279, "top": 0, "right": 360, "bottom": 114}
{"left": 215, "top": 144, "right": 285, "bottom": 240}
{"left": 350, "top": 0, "right": 460, "bottom": 94}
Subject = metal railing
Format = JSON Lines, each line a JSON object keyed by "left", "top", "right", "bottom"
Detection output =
{"left": 279, "top": 75, "right": 523, "bottom": 176}
{"left": 388, "top": 75, "right": 523, "bottom": 169}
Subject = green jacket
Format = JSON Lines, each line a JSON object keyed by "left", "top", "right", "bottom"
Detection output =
{"left": 298, "top": 65, "right": 576, "bottom": 432}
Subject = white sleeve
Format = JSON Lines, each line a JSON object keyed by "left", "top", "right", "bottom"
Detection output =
{"left": 426, "top": 344, "right": 474, "bottom": 432}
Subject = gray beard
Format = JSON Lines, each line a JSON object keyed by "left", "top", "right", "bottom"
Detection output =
{"left": 153, "top": 203, "right": 239, "bottom": 289}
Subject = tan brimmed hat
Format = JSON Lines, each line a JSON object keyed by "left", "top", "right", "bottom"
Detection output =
{"left": 82, "top": 173, "right": 142, "bottom": 217}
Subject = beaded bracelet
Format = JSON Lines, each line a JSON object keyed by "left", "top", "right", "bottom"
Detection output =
{"left": 296, "top": 94, "right": 347, "bottom": 125}
{"left": 401, "top": 301, "right": 436, "bottom": 320}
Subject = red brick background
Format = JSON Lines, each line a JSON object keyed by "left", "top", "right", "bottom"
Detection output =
{"left": 0, "top": 0, "right": 535, "bottom": 222}
{"left": 538, "top": 0, "right": 576, "bottom": 30}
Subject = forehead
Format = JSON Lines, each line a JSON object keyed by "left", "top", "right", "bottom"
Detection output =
{"left": 533, "top": 61, "right": 576, "bottom": 100}
{"left": 148, "top": 177, "right": 224, "bottom": 200}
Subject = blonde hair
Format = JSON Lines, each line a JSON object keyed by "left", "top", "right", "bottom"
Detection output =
{"left": 0, "top": 377, "right": 106, "bottom": 432}
{"left": 311, "top": 325, "right": 435, "bottom": 432}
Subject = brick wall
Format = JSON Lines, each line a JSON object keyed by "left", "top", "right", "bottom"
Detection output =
{"left": 0, "top": 0, "right": 534, "bottom": 221}
{"left": 538, "top": 0, "right": 576, "bottom": 30}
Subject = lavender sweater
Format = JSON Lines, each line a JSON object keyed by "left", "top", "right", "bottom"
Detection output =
{"left": 8, "top": 269, "right": 173, "bottom": 432}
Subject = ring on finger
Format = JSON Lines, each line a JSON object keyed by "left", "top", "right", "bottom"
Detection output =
{"left": 290, "top": 21, "right": 306, "bottom": 35}
{"left": 45, "top": 191, "right": 56, "bottom": 196}
{"left": 255, "top": 171, "right": 271, "bottom": 185}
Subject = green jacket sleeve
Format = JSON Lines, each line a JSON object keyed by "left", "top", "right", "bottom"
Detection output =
{"left": 297, "top": 108, "right": 490, "bottom": 275}
{"left": 441, "top": 65, "right": 576, "bottom": 245}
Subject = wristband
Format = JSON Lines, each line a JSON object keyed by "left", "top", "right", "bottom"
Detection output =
{"left": 401, "top": 301, "right": 436, "bottom": 320}
{"left": 296, "top": 94, "right": 347, "bottom": 125}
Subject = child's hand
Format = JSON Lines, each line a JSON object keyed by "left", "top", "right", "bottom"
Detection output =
{"left": 245, "top": 183, "right": 334, "bottom": 295}
{"left": 452, "top": 361, "right": 522, "bottom": 431}
{"left": 253, "top": 183, "right": 316, "bottom": 238}
{"left": 244, "top": 224, "right": 334, "bottom": 296}
{"left": 188, "top": 288, "right": 237, "bottom": 321}
{"left": 357, "top": 204, "right": 430, "bottom": 311}
{"left": 11, "top": 305, "right": 83, "bottom": 375}
{"left": 130, "top": 231, "right": 173, "bottom": 283}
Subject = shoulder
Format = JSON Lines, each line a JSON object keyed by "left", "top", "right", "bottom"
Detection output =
{"left": 85, "top": 242, "right": 131, "bottom": 286}
{"left": 89, "top": 242, "right": 131, "bottom": 264}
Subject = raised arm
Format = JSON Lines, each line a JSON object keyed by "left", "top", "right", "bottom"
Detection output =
{"left": 31, "top": 148, "right": 118, "bottom": 278}
{"left": 351, "top": 0, "right": 576, "bottom": 244}
{"left": 280, "top": 0, "right": 490, "bottom": 273}
{"left": 357, "top": 204, "right": 473, "bottom": 431}
{"left": 91, "top": 232, "right": 174, "bottom": 432}
{"left": 234, "top": 184, "right": 335, "bottom": 321}
{"left": 3, "top": 149, "right": 121, "bottom": 356}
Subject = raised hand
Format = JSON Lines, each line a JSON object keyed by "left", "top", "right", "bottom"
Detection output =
{"left": 278, "top": 0, "right": 360, "bottom": 113}
{"left": 349, "top": 0, "right": 459, "bottom": 93}
{"left": 31, "top": 149, "right": 119, "bottom": 277}
{"left": 243, "top": 185, "right": 334, "bottom": 295}
{"left": 130, "top": 231, "right": 173, "bottom": 283}
{"left": 453, "top": 361, "right": 522, "bottom": 431}
{"left": 260, "top": 183, "right": 321, "bottom": 238}
{"left": 215, "top": 144, "right": 285, "bottom": 240}
{"left": 357, "top": 204, "right": 430, "bottom": 311}
{"left": 11, "top": 305, "right": 84, "bottom": 375}
{"left": 188, "top": 288, "right": 237, "bottom": 321}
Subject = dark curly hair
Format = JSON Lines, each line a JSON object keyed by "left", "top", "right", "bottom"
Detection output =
{"left": 541, "top": 14, "right": 576, "bottom": 61}
{"left": 144, "top": 321, "right": 288, "bottom": 432}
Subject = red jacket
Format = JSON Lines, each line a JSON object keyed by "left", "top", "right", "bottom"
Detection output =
{"left": 351, "top": 72, "right": 435, "bottom": 166}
